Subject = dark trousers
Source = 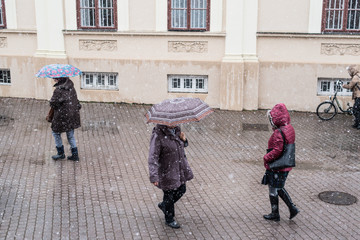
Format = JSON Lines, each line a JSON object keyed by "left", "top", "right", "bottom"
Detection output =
{"left": 162, "top": 184, "right": 186, "bottom": 223}
{"left": 353, "top": 98, "right": 360, "bottom": 125}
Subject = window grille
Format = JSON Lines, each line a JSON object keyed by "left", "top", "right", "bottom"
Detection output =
{"left": 0, "top": 69, "right": 11, "bottom": 84}
{"left": 81, "top": 72, "right": 118, "bottom": 90}
{"left": 169, "top": 0, "right": 210, "bottom": 31}
{"left": 317, "top": 78, "right": 351, "bottom": 96}
{"left": 323, "top": 0, "right": 360, "bottom": 32}
{"left": 78, "top": 0, "right": 116, "bottom": 29}
{"left": 168, "top": 75, "right": 208, "bottom": 93}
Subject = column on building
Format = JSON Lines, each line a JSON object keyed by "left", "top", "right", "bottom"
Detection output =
{"left": 34, "top": 0, "right": 67, "bottom": 99}
{"left": 220, "top": 0, "right": 259, "bottom": 110}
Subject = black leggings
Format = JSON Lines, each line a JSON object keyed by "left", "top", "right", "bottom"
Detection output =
{"left": 353, "top": 98, "right": 360, "bottom": 124}
{"left": 162, "top": 184, "right": 186, "bottom": 223}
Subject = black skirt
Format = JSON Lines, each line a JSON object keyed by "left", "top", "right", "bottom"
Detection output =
{"left": 261, "top": 170, "right": 289, "bottom": 188}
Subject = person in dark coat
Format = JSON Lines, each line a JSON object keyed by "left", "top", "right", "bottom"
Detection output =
{"left": 262, "top": 103, "right": 299, "bottom": 221}
{"left": 148, "top": 124, "right": 193, "bottom": 228}
{"left": 49, "top": 77, "right": 81, "bottom": 161}
{"left": 342, "top": 65, "right": 360, "bottom": 129}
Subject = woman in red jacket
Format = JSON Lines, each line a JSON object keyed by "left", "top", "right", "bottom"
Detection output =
{"left": 262, "top": 103, "right": 299, "bottom": 221}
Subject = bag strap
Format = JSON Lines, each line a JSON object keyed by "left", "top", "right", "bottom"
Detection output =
{"left": 355, "top": 82, "right": 360, "bottom": 91}
{"left": 277, "top": 128, "right": 286, "bottom": 151}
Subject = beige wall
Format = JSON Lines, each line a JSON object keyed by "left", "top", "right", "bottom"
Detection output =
{"left": 257, "top": 33, "right": 359, "bottom": 111}
{"left": 0, "top": 31, "right": 37, "bottom": 98}
{"left": 16, "top": 0, "right": 37, "bottom": 30}
{"left": 2, "top": 0, "right": 358, "bottom": 113}
{"left": 63, "top": 32, "right": 225, "bottom": 108}
{"left": 129, "top": 0, "right": 155, "bottom": 31}
{"left": 258, "top": 0, "right": 310, "bottom": 33}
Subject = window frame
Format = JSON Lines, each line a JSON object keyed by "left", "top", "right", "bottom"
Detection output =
{"left": 76, "top": 0, "right": 117, "bottom": 30}
{"left": 81, "top": 72, "right": 119, "bottom": 90}
{"left": 168, "top": 74, "right": 208, "bottom": 93}
{"left": 0, "top": 0, "right": 6, "bottom": 29}
{"left": 0, "top": 69, "right": 11, "bottom": 85}
{"left": 168, "top": 0, "right": 210, "bottom": 31}
{"left": 317, "top": 78, "right": 351, "bottom": 96}
{"left": 322, "top": 0, "right": 360, "bottom": 33}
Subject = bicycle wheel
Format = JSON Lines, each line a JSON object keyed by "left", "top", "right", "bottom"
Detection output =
{"left": 316, "top": 102, "right": 337, "bottom": 120}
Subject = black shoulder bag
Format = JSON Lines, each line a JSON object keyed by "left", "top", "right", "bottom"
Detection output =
{"left": 268, "top": 128, "right": 296, "bottom": 170}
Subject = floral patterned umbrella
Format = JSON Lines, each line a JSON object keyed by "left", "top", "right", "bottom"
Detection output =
{"left": 35, "top": 64, "right": 82, "bottom": 78}
{"left": 145, "top": 97, "right": 214, "bottom": 126}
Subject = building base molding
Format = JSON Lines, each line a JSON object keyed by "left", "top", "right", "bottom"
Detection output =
{"left": 220, "top": 55, "right": 259, "bottom": 111}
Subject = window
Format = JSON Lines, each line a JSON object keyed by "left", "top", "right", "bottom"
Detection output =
{"left": 77, "top": 0, "right": 117, "bottom": 30}
{"left": 0, "top": 0, "right": 6, "bottom": 28}
{"left": 322, "top": 0, "right": 360, "bottom": 32}
{"left": 168, "top": 75, "right": 208, "bottom": 93}
{"left": 168, "top": 0, "right": 210, "bottom": 31}
{"left": 317, "top": 78, "right": 351, "bottom": 96}
{"left": 0, "top": 69, "right": 11, "bottom": 85}
{"left": 81, "top": 72, "right": 118, "bottom": 90}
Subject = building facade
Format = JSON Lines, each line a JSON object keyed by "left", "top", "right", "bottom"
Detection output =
{"left": 0, "top": 0, "right": 359, "bottom": 112}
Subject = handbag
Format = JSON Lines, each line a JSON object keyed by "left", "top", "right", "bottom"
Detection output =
{"left": 46, "top": 107, "right": 54, "bottom": 123}
{"left": 268, "top": 128, "right": 295, "bottom": 170}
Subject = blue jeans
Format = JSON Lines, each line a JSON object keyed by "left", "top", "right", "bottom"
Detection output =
{"left": 52, "top": 129, "right": 77, "bottom": 149}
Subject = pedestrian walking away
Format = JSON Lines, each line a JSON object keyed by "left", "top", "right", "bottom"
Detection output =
{"left": 342, "top": 65, "right": 360, "bottom": 129}
{"left": 148, "top": 124, "right": 194, "bottom": 229}
{"left": 48, "top": 77, "right": 81, "bottom": 161}
{"left": 262, "top": 103, "right": 299, "bottom": 221}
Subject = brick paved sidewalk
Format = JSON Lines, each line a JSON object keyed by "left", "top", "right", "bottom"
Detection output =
{"left": 0, "top": 97, "right": 359, "bottom": 239}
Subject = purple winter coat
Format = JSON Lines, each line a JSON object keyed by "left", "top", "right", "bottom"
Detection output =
{"left": 148, "top": 124, "right": 194, "bottom": 191}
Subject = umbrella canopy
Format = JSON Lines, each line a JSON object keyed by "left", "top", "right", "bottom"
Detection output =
{"left": 146, "top": 97, "right": 214, "bottom": 126}
{"left": 35, "top": 64, "right": 82, "bottom": 78}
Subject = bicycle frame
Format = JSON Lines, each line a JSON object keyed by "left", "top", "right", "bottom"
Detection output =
{"left": 328, "top": 87, "right": 351, "bottom": 113}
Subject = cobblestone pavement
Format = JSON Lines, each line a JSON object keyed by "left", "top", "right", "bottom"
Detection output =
{"left": 0, "top": 97, "right": 359, "bottom": 240}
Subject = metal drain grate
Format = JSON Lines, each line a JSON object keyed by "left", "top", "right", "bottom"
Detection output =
{"left": 318, "top": 191, "right": 357, "bottom": 205}
{"left": 242, "top": 123, "right": 269, "bottom": 132}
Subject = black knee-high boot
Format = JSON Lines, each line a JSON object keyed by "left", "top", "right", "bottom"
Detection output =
{"left": 278, "top": 188, "right": 299, "bottom": 219}
{"left": 263, "top": 195, "right": 280, "bottom": 221}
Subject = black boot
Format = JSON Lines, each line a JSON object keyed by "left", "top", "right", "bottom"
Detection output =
{"left": 67, "top": 147, "right": 79, "bottom": 161}
{"left": 52, "top": 145, "right": 65, "bottom": 160}
{"left": 278, "top": 188, "right": 299, "bottom": 219}
{"left": 263, "top": 195, "right": 280, "bottom": 221}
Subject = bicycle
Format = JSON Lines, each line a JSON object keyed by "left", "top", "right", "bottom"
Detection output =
{"left": 316, "top": 80, "right": 353, "bottom": 121}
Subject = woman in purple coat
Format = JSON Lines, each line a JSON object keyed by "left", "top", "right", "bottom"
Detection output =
{"left": 148, "top": 124, "right": 193, "bottom": 228}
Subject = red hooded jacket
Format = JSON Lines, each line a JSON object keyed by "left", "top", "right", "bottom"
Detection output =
{"left": 263, "top": 103, "right": 295, "bottom": 172}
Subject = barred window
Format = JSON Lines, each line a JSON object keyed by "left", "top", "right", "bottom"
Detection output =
{"left": 168, "top": 75, "right": 208, "bottom": 93}
{"left": 77, "top": 0, "right": 117, "bottom": 30}
{"left": 81, "top": 72, "right": 118, "bottom": 90}
{"left": 317, "top": 78, "right": 351, "bottom": 96}
{"left": 168, "top": 0, "right": 210, "bottom": 31}
{"left": 0, "top": 0, "right": 6, "bottom": 28}
{"left": 0, "top": 69, "right": 11, "bottom": 85}
{"left": 322, "top": 0, "right": 360, "bottom": 32}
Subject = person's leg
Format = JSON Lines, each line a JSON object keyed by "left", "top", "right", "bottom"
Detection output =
{"left": 52, "top": 132, "right": 65, "bottom": 160}
{"left": 278, "top": 188, "right": 299, "bottom": 219}
{"left": 263, "top": 186, "right": 280, "bottom": 221}
{"left": 353, "top": 98, "right": 360, "bottom": 128}
{"left": 66, "top": 129, "right": 77, "bottom": 148}
{"left": 172, "top": 184, "right": 186, "bottom": 204}
{"left": 66, "top": 130, "right": 79, "bottom": 161}
{"left": 162, "top": 189, "right": 180, "bottom": 228}
{"left": 162, "top": 189, "right": 175, "bottom": 223}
